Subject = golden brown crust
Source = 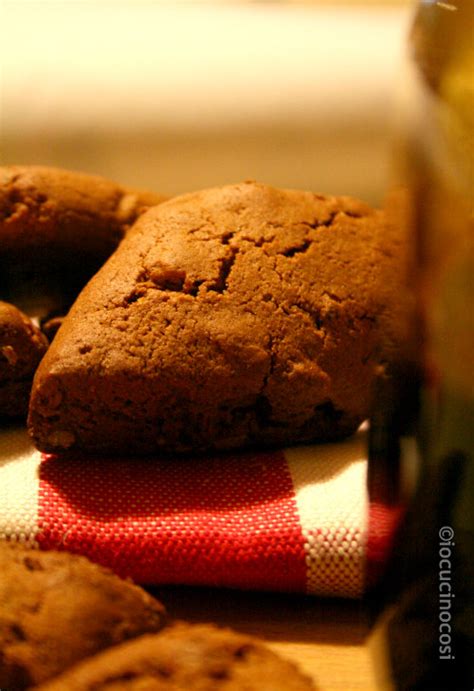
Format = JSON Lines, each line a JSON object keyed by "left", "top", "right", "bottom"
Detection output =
{"left": 36, "top": 623, "right": 316, "bottom": 690}
{"left": 28, "top": 181, "right": 397, "bottom": 455}
{"left": 0, "top": 543, "right": 167, "bottom": 689}
{"left": 0, "top": 301, "right": 48, "bottom": 417}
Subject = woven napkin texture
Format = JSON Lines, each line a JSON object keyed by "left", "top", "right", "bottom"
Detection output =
{"left": 0, "top": 425, "right": 398, "bottom": 598}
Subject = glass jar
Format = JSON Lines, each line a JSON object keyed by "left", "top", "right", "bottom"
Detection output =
{"left": 369, "top": 1, "right": 474, "bottom": 689}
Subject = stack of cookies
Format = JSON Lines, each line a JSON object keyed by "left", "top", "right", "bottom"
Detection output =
{"left": 1, "top": 165, "right": 400, "bottom": 455}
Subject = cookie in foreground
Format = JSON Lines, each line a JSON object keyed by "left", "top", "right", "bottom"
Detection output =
{"left": 29, "top": 181, "right": 400, "bottom": 455}
{"left": 0, "top": 543, "right": 166, "bottom": 689}
{"left": 36, "top": 623, "right": 316, "bottom": 690}
{"left": 0, "top": 301, "right": 48, "bottom": 417}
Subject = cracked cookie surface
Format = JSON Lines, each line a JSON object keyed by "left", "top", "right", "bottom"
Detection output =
{"left": 28, "top": 181, "right": 397, "bottom": 455}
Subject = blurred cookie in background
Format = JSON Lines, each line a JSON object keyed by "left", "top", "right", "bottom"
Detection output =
{"left": 0, "top": 302, "right": 48, "bottom": 418}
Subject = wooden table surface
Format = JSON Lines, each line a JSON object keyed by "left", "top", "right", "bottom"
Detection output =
{"left": 153, "top": 586, "right": 378, "bottom": 690}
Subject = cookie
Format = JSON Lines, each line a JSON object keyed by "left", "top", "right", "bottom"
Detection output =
{"left": 0, "top": 301, "right": 48, "bottom": 417}
{"left": 0, "top": 165, "right": 165, "bottom": 304}
{"left": 28, "top": 181, "right": 397, "bottom": 455}
{"left": 36, "top": 623, "right": 316, "bottom": 690}
{"left": 0, "top": 543, "right": 166, "bottom": 689}
{"left": 40, "top": 314, "right": 64, "bottom": 342}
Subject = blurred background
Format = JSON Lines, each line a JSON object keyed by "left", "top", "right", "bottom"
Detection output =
{"left": 0, "top": 0, "right": 413, "bottom": 205}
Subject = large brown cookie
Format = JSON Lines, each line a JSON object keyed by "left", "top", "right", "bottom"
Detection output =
{"left": 28, "top": 181, "right": 398, "bottom": 455}
{"left": 0, "top": 165, "right": 165, "bottom": 305}
{"left": 0, "top": 543, "right": 166, "bottom": 689}
{"left": 0, "top": 301, "right": 48, "bottom": 417}
{"left": 36, "top": 623, "right": 316, "bottom": 690}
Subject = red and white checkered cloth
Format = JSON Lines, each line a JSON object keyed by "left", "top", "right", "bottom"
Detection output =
{"left": 0, "top": 425, "right": 401, "bottom": 598}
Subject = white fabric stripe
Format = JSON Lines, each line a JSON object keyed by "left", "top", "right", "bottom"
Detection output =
{"left": 0, "top": 426, "right": 41, "bottom": 547}
{"left": 285, "top": 429, "right": 368, "bottom": 597}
